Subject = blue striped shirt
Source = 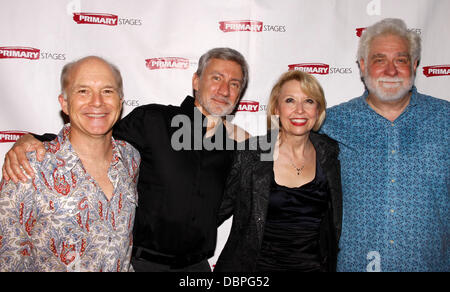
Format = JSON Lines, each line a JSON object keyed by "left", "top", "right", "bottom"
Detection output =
{"left": 321, "top": 87, "right": 449, "bottom": 272}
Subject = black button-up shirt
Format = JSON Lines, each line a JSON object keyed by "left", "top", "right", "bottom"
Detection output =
{"left": 113, "top": 96, "right": 235, "bottom": 259}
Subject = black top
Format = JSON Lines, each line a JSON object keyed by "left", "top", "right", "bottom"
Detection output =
{"left": 37, "top": 96, "right": 235, "bottom": 262}
{"left": 214, "top": 131, "right": 342, "bottom": 272}
{"left": 255, "top": 157, "right": 329, "bottom": 272}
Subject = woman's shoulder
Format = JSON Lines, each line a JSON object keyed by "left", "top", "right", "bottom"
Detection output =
{"left": 310, "top": 131, "right": 339, "bottom": 156}
{"left": 240, "top": 130, "right": 277, "bottom": 152}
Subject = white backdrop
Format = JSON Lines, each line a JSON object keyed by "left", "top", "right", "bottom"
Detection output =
{"left": 1, "top": 0, "right": 449, "bottom": 269}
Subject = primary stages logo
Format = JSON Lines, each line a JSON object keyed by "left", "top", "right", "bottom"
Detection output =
{"left": 145, "top": 57, "right": 190, "bottom": 70}
{"left": 423, "top": 65, "right": 450, "bottom": 77}
{"left": 123, "top": 99, "right": 140, "bottom": 107}
{"left": 0, "top": 47, "right": 40, "bottom": 60}
{"left": 356, "top": 27, "right": 422, "bottom": 37}
{"left": 288, "top": 63, "right": 352, "bottom": 75}
{"left": 0, "top": 131, "right": 28, "bottom": 143}
{"left": 237, "top": 100, "right": 260, "bottom": 112}
{"left": 0, "top": 47, "right": 66, "bottom": 61}
{"left": 355, "top": 28, "right": 366, "bottom": 38}
{"left": 72, "top": 12, "right": 142, "bottom": 26}
{"left": 220, "top": 20, "right": 263, "bottom": 32}
{"left": 219, "top": 20, "right": 286, "bottom": 33}
{"left": 289, "top": 63, "right": 330, "bottom": 75}
{"left": 73, "top": 12, "right": 118, "bottom": 25}
{"left": 237, "top": 100, "right": 268, "bottom": 112}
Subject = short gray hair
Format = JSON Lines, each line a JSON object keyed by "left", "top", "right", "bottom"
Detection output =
{"left": 357, "top": 18, "right": 421, "bottom": 66}
{"left": 60, "top": 56, "right": 124, "bottom": 99}
{"left": 195, "top": 47, "right": 249, "bottom": 99}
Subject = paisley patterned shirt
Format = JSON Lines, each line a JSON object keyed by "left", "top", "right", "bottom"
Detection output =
{"left": 0, "top": 125, "right": 140, "bottom": 272}
{"left": 321, "top": 87, "right": 449, "bottom": 272}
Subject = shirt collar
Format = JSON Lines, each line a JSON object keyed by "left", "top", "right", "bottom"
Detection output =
{"left": 50, "top": 124, "right": 123, "bottom": 175}
{"left": 409, "top": 86, "right": 419, "bottom": 107}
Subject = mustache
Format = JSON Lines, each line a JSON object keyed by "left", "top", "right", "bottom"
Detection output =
{"left": 211, "top": 95, "right": 232, "bottom": 105}
{"left": 376, "top": 77, "right": 404, "bottom": 83}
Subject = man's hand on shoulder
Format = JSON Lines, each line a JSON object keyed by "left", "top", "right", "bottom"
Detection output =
{"left": 2, "top": 134, "right": 46, "bottom": 183}
{"left": 223, "top": 119, "right": 251, "bottom": 143}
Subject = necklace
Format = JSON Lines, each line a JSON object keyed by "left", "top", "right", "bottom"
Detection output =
{"left": 288, "top": 159, "right": 305, "bottom": 176}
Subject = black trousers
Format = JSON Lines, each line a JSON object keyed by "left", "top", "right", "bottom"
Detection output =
{"left": 131, "top": 257, "right": 212, "bottom": 272}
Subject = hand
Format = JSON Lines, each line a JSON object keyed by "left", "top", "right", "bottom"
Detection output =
{"left": 2, "top": 134, "right": 46, "bottom": 183}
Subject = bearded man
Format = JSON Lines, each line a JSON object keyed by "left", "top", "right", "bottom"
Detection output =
{"left": 321, "top": 18, "right": 449, "bottom": 272}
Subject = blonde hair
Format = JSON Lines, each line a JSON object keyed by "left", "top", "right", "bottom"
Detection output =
{"left": 267, "top": 70, "right": 326, "bottom": 132}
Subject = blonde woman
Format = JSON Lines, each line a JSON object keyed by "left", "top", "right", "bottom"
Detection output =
{"left": 215, "top": 70, "right": 342, "bottom": 272}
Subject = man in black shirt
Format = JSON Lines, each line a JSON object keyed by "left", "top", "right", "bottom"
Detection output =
{"left": 2, "top": 48, "right": 250, "bottom": 271}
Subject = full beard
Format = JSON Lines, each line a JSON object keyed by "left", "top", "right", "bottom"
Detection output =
{"left": 364, "top": 72, "right": 414, "bottom": 102}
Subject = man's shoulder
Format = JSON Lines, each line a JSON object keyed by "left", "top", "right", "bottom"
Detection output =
{"left": 320, "top": 95, "right": 368, "bottom": 137}
{"left": 115, "top": 140, "right": 140, "bottom": 159}
{"left": 120, "top": 96, "right": 196, "bottom": 125}
{"left": 323, "top": 96, "right": 366, "bottom": 129}
{"left": 327, "top": 96, "right": 364, "bottom": 115}
{"left": 128, "top": 102, "right": 182, "bottom": 118}
{"left": 415, "top": 91, "right": 450, "bottom": 110}
{"left": 117, "top": 103, "right": 184, "bottom": 133}
{"left": 23, "top": 147, "right": 57, "bottom": 180}
{"left": 114, "top": 140, "right": 141, "bottom": 179}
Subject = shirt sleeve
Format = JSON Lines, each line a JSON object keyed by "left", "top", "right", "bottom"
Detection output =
{"left": 0, "top": 176, "right": 38, "bottom": 271}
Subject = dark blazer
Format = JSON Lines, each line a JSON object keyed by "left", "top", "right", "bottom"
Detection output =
{"left": 215, "top": 131, "right": 342, "bottom": 272}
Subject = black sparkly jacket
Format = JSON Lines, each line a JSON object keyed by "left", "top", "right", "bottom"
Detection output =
{"left": 214, "top": 131, "right": 342, "bottom": 272}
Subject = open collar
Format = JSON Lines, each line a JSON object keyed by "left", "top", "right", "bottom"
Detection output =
{"left": 50, "top": 124, "right": 124, "bottom": 175}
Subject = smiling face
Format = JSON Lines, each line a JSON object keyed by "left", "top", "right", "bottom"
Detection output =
{"left": 275, "top": 80, "right": 319, "bottom": 138}
{"left": 59, "top": 58, "right": 123, "bottom": 141}
{"left": 192, "top": 58, "right": 243, "bottom": 117}
{"left": 360, "top": 33, "right": 417, "bottom": 102}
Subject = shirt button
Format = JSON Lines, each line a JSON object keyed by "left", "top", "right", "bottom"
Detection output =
{"left": 390, "top": 209, "right": 395, "bottom": 213}
{"left": 391, "top": 123, "right": 395, "bottom": 127}
{"left": 391, "top": 150, "right": 396, "bottom": 154}
{"left": 391, "top": 179, "right": 395, "bottom": 183}
{"left": 389, "top": 240, "right": 394, "bottom": 244}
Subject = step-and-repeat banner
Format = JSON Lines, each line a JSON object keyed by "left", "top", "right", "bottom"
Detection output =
{"left": 1, "top": 0, "right": 449, "bottom": 268}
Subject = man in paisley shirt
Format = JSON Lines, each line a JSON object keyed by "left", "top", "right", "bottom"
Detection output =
{"left": 321, "top": 18, "right": 449, "bottom": 271}
{"left": 0, "top": 56, "right": 140, "bottom": 271}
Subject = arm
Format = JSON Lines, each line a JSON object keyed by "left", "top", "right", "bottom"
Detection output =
{"left": 2, "top": 133, "right": 52, "bottom": 183}
{"left": 217, "top": 150, "right": 242, "bottom": 226}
